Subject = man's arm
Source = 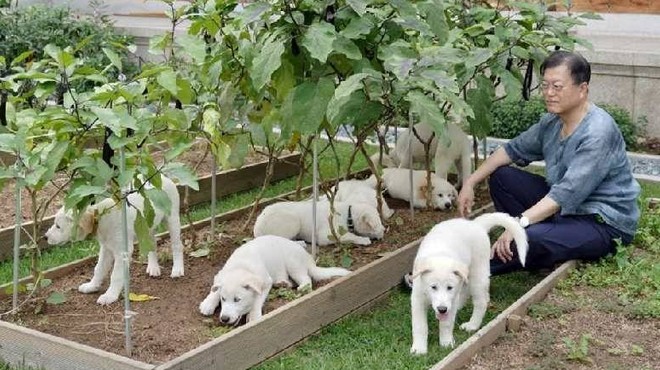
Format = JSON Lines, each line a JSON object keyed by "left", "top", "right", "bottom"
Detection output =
{"left": 457, "top": 147, "right": 512, "bottom": 216}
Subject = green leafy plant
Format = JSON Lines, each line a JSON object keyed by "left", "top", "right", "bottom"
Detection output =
{"left": 563, "top": 333, "right": 593, "bottom": 364}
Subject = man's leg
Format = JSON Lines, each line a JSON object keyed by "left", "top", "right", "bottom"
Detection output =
{"left": 488, "top": 166, "right": 550, "bottom": 216}
{"left": 491, "top": 215, "right": 619, "bottom": 275}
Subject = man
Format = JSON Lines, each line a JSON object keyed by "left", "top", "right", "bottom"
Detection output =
{"left": 457, "top": 50, "right": 640, "bottom": 275}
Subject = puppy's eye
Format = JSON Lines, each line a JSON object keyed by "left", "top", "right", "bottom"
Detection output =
{"left": 430, "top": 284, "right": 438, "bottom": 291}
{"left": 221, "top": 297, "right": 226, "bottom": 302}
{"left": 55, "top": 224, "right": 61, "bottom": 230}
{"left": 447, "top": 286, "right": 453, "bottom": 291}
{"left": 234, "top": 297, "right": 241, "bottom": 303}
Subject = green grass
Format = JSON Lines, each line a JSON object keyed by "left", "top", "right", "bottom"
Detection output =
{"left": 255, "top": 272, "right": 542, "bottom": 370}
{"left": 0, "top": 142, "right": 372, "bottom": 285}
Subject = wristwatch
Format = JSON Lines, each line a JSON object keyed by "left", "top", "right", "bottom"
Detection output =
{"left": 518, "top": 215, "right": 530, "bottom": 228}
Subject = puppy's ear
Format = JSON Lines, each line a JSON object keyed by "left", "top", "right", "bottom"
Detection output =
{"left": 77, "top": 209, "right": 96, "bottom": 240}
{"left": 242, "top": 275, "right": 264, "bottom": 295}
{"left": 359, "top": 212, "right": 378, "bottom": 231}
{"left": 211, "top": 285, "right": 221, "bottom": 293}
{"left": 411, "top": 260, "right": 433, "bottom": 280}
{"left": 451, "top": 187, "right": 458, "bottom": 199}
{"left": 452, "top": 262, "right": 469, "bottom": 282}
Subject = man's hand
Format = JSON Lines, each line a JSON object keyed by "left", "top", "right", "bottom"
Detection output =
{"left": 491, "top": 230, "right": 514, "bottom": 262}
{"left": 457, "top": 185, "right": 475, "bottom": 217}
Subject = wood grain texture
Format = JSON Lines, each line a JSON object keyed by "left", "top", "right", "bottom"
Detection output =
{"left": 0, "top": 321, "right": 154, "bottom": 370}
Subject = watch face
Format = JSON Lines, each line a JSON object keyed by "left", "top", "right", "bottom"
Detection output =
{"left": 520, "top": 216, "right": 529, "bottom": 228}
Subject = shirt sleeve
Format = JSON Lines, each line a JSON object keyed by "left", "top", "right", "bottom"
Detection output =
{"left": 547, "top": 133, "right": 615, "bottom": 213}
{"left": 504, "top": 119, "right": 546, "bottom": 166}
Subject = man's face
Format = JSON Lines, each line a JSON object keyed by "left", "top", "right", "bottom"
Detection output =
{"left": 541, "top": 64, "right": 587, "bottom": 115}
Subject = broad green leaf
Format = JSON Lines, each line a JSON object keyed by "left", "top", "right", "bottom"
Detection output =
{"left": 102, "top": 48, "right": 122, "bottom": 71}
{"left": 40, "top": 279, "right": 52, "bottom": 288}
{"left": 332, "top": 37, "right": 362, "bottom": 60}
{"left": 162, "top": 162, "right": 199, "bottom": 191}
{"left": 302, "top": 22, "right": 337, "bottom": 64}
{"left": 0, "top": 134, "right": 16, "bottom": 153}
{"left": 157, "top": 69, "right": 179, "bottom": 97}
{"left": 164, "top": 140, "right": 195, "bottom": 162}
{"left": 145, "top": 188, "right": 172, "bottom": 216}
{"left": 251, "top": 36, "right": 285, "bottom": 91}
{"left": 235, "top": 2, "right": 271, "bottom": 26}
{"left": 346, "top": 0, "right": 370, "bottom": 16}
{"left": 271, "top": 58, "right": 295, "bottom": 102}
{"left": 422, "top": 2, "right": 448, "bottom": 45}
{"left": 333, "top": 73, "right": 369, "bottom": 101}
{"left": 327, "top": 91, "right": 383, "bottom": 128}
{"left": 282, "top": 78, "right": 335, "bottom": 134}
{"left": 511, "top": 46, "right": 530, "bottom": 60}
{"left": 135, "top": 212, "right": 155, "bottom": 258}
{"left": 499, "top": 69, "right": 523, "bottom": 102}
{"left": 465, "top": 48, "right": 493, "bottom": 69}
{"left": 129, "top": 292, "right": 160, "bottom": 302}
{"left": 466, "top": 75, "right": 495, "bottom": 139}
{"left": 175, "top": 34, "right": 207, "bottom": 64}
{"left": 43, "top": 44, "right": 61, "bottom": 63}
{"left": 69, "top": 185, "right": 108, "bottom": 200}
{"left": 46, "top": 292, "right": 67, "bottom": 305}
{"left": 378, "top": 41, "right": 417, "bottom": 80}
{"left": 340, "top": 16, "right": 374, "bottom": 39}
{"left": 176, "top": 78, "right": 195, "bottom": 104}
{"left": 4, "top": 283, "right": 27, "bottom": 295}
{"left": 406, "top": 90, "right": 445, "bottom": 137}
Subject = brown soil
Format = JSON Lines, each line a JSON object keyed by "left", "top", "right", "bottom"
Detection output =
{"left": 464, "top": 286, "right": 660, "bottom": 369}
{"left": 0, "top": 184, "right": 492, "bottom": 365}
{"left": 0, "top": 142, "right": 270, "bottom": 229}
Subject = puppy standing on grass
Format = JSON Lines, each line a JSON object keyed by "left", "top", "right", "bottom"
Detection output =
{"left": 45, "top": 175, "right": 184, "bottom": 305}
{"left": 410, "top": 212, "right": 528, "bottom": 354}
{"left": 199, "top": 235, "right": 350, "bottom": 325}
{"left": 367, "top": 168, "right": 457, "bottom": 210}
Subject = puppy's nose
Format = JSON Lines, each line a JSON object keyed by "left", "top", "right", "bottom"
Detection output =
{"left": 436, "top": 306, "right": 448, "bottom": 314}
{"left": 444, "top": 202, "right": 451, "bottom": 209}
{"left": 220, "top": 315, "right": 230, "bottom": 324}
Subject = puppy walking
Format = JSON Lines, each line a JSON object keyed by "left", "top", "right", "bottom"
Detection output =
{"left": 410, "top": 213, "right": 528, "bottom": 354}
{"left": 45, "top": 175, "right": 184, "bottom": 305}
{"left": 199, "top": 235, "right": 350, "bottom": 325}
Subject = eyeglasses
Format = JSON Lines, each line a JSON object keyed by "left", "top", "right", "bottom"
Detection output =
{"left": 540, "top": 82, "right": 568, "bottom": 93}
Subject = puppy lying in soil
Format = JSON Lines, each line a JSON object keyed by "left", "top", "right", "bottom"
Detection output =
{"left": 253, "top": 199, "right": 385, "bottom": 246}
{"left": 44, "top": 175, "right": 184, "bottom": 305}
{"left": 332, "top": 178, "right": 394, "bottom": 219}
{"left": 199, "top": 235, "right": 350, "bottom": 325}
{"left": 367, "top": 168, "right": 457, "bottom": 210}
{"left": 410, "top": 212, "right": 528, "bottom": 354}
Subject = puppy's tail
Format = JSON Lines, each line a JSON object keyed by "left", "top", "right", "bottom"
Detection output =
{"left": 308, "top": 265, "right": 351, "bottom": 281}
{"left": 472, "top": 212, "right": 528, "bottom": 266}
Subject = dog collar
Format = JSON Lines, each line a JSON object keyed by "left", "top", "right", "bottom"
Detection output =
{"left": 347, "top": 205, "right": 355, "bottom": 233}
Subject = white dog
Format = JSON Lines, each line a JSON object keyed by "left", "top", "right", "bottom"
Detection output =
{"left": 367, "top": 168, "right": 457, "bottom": 210}
{"left": 45, "top": 175, "right": 184, "bottom": 305}
{"left": 333, "top": 179, "right": 394, "bottom": 219}
{"left": 370, "top": 122, "right": 472, "bottom": 183}
{"left": 199, "top": 235, "right": 350, "bottom": 325}
{"left": 409, "top": 212, "right": 528, "bottom": 354}
{"left": 253, "top": 199, "right": 385, "bottom": 246}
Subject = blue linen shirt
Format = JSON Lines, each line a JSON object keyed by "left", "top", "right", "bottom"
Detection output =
{"left": 504, "top": 103, "right": 640, "bottom": 237}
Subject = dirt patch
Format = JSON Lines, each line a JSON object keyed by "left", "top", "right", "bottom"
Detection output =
{"left": 0, "top": 142, "right": 271, "bottom": 229}
{"left": 0, "top": 183, "right": 492, "bottom": 365}
{"left": 464, "top": 286, "right": 660, "bottom": 369}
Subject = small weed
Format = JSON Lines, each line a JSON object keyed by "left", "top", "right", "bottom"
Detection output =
{"left": 563, "top": 333, "right": 593, "bottom": 364}
{"left": 630, "top": 344, "right": 644, "bottom": 356}
{"left": 528, "top": 330, "right": 556, "bottom": 358}
{"left": 528, "top": 301, "right": 573, "bottom": 319}
{"left": 606, "top": 347, "right": 625, "bottom": 356}
{"left": 268, "top": 286, "right": 311, "bottom": 301}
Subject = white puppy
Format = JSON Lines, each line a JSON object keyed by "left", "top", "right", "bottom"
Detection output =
{"left": 45, "top": 175, "right": 184, "bottom": 305}
{"left": 370, "top": 122, "right": 472, "bottom": 183}
{"left": 199, "top": 235, "right": 350, "bottom": 325}
{"left": 367, "top": 168, "right": 457, "bottom": 210}
{"left": 333, "top": 179, "right": 394, "bottom": 219}
{"left": 409, "top": 212, "right": 528, "bottom": 354}
{"left": 253, "top": 199, "right": 385, "bottom": 246}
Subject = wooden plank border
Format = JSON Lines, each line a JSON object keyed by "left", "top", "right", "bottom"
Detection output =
{"left": 0, "top": 152, "right": 301, "bottom": 262}
{"left": 0, "top": 321, "right": 155, "bottom": 370}
{"left": 430, "top": 260, "right": 577, "bottom": 370}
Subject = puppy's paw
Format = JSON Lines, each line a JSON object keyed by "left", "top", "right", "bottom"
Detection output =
{"left": 439, "top": 336, "right": 455, "bottom": 348}
{"left": 146, "top": 264, "right": 162, "bottom": 277}
{"left": 170, "top": 264, "right": 184, "bottom": 278}
{"left": 410, "top": 345, "right": 428, "bottom": 355}
{"left": 459, "top": 321, "right": 481, "bottom": 332}
{"left": 354, "top": 236, "right": 372, "bottom": 246}
{"left": 273, "top": 280, "right": 293, "bottom": 289}
{"left": 199, "top": 298, "right": 217, "bottom": 316}
{"left": 96, "top": 292, "right": 119, "bottom": 305}
{"left": 78, "top": 282, "right": 101, "bottom": 294}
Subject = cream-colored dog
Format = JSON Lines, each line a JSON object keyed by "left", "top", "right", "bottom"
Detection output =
{"left": 333, "top": 178, "right": 394, "bottom": 219}
{"left": 370, "top": 122, "right": 472, "bottom": 183}
{"left": 367, "top": 168, "right": 457, "bottom": 210}
{"left": 45, "top": 175, "right": 184, "bottom": 305}
{"left": 199, "top": 235, "right": 350, "bottom": 325}
{"left": 409, "top": 213, "right": 528, "bottom": 354}
{"left": 253, "top": 199, "right": 385, "bottom": 246}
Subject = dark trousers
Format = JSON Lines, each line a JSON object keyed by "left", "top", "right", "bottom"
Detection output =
{"left": 488, "top": 166, "right": 629, "bottom": 275}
